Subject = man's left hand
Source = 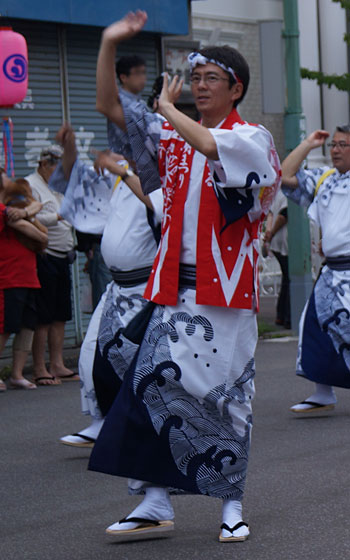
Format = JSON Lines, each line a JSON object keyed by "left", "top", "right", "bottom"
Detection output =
{"left": 158, "top": 73, "right": 184, "bottom": 115}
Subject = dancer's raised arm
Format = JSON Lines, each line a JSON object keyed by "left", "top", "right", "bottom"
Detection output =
{"left": 96, "top": 11, "right": 148, "bottom": 129}
{"left": 281, "top": 130, "right": 329, "bottom": 188}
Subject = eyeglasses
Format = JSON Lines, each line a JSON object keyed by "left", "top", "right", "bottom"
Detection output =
{"left": 190, "top": 74, "right": 229, "bottom": 85}
{"left": 327, "top": 142, "right": 350, "bottom": 150}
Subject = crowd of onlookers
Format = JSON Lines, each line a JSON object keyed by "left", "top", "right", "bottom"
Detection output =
{"left": 0, "top": 143, "right": 291, "bottom": 394}
{"left": 0, "top": 146, "right": 81, "bottom": 392}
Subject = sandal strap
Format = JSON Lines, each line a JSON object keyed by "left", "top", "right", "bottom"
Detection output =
{"left": 59, "top": 372, "right": 78, "bottom": 379}
{"left": 72, "top": 433, "right": 96, "bottom": 443}
{"left": 299, "top": 401, "right": 326, "bottom": 407}
{"left": 119, "top": 517, "right": 161, "bottom": 526}
{"left": 220, "top": 521, "right": 249, "bottom": 533}
{"left": 34, "top": 376, "right": 55, "bottom": 382}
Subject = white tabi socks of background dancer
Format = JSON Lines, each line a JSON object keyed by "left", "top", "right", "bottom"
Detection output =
{"left": 290, "top": 383, "right": 337, "bottom": 413}
{"left": 106, "top": 486, "right": 174, "bottom": 539}
{"left": 219, "top": 499, "right": 249, "bottom": 542}
{"left": 60, "top": 418, "right": 104, "bottom": 448}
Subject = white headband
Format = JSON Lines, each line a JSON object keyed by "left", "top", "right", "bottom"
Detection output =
{"left": 187, "top": 52, "right": 241, "bottom": 83}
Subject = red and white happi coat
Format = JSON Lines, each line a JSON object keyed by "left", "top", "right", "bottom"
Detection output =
{"left": 144, "top": 109, "right": 281, "bottom": 310}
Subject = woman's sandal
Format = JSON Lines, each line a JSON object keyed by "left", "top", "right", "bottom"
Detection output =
{"left": 9, "top": 378, "right": 37, "bottom": 390}
{"left": 54, "top": 372, "right": 80, "bottom": 382}
{"left": 33, "top": 375, "right": 61, "bottom": 386}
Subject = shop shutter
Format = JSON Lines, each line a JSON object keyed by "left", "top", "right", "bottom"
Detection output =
{"left": 0, "top": 21, "right": 160, "bottom": 360}
{"left": 65, "top": 26, "right": 161, "bottom": 337}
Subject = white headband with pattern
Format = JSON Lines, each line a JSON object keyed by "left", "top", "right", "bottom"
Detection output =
{"left": 187, "top": 52, "right": 241, "bottom": 83}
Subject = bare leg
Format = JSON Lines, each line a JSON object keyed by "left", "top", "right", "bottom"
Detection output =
{"left": 10, "top": 329, "right": 33, "bottom": 381}
{"left": 48, "top": 321, "right": 78, "bottom": 379}
{"left": 9, "top": 345, "right": 36, "bottom": 390}
{"left": 11, "top": 350, "right": 29, "bottom": 379}
{"left": 0, "top": 332, "right": 10, "bottom": 354}
{"left": 32, "top": 324, "right": 61, "bottom": 385}
{"left": 0, "top": 333, "right": 10, "bottom": 392}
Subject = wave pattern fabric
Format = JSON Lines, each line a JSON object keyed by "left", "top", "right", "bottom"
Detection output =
{"left": 297, "top": 267, "right": 350, "bottom": 388}
{"left": 90, "top": 288, "right": 257, "bottom": 500}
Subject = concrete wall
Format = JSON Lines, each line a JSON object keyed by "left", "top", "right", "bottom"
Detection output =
{"left": 298, "top": 0, "right": 349, "bottom": 168}
{"left": 191, "top": 1, "right": 285, "bottom": 158}
{"left": 192, "top": 0, "right": 283, "bottom": 22}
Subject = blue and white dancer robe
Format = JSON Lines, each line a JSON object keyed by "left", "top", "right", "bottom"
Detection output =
{"left": 284, "top": 166, "right": 350, "bottom": 388}
{"left": 89, "top": 103, "right": 279, "bottom": 500}
{"left": 49, "top": 160, "right": 163, "bottom": 419}
{"left": 107, "top": 88, "right": 148, "bottom": 160}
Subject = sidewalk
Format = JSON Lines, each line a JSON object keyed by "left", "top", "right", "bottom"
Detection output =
{"left": 258, "top": 295, "right": 294, "bottom": 338}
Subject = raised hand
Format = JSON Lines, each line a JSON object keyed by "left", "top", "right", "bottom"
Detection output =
{"left": 92, "top": 149, "right": 109, "bottom": 176}
{"left": 56, "top": 122, "right": 75, "bottom": 150}
{"left": 92, "top": 149, "right": 125, "bottom": 176}
{"left": 158, "top": 73, "right": 184, "bottom": 115}
{"left": 305, "top": 129, "right": 330, "bottom": 150}
{"left": 103, "top": 11, "right": 148, "bottom": 44}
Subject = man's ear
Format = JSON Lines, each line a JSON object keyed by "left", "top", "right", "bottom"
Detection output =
{"left": 119, "top": 73, "right": 127, "bottom": 85}
{"left": 230, "top": 82, "right": 244, "bottom": 104}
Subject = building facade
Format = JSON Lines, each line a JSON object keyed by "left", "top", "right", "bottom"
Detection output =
{"left": 0, "top": 0, "right": 190, "bottom": 351}
{"left": 191, "top": 0, "right": 285, "bottom": 156}
{"left": 1, "top": 0, "right": 348, "bottom": 351}
{"left": 298, "top": 0, "right": 350, "bottom": 167}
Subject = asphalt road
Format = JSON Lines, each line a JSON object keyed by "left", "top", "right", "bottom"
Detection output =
{"left": 2, "top": 338, "right": 350, "bottom": 560}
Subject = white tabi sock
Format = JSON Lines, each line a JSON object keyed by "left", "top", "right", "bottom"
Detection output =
{"left": 291, "top": 383, "right": 337, "bottom": 411}
{"left": 221, "top": 499, "right": 249, "bottom": 539}
{"left": 308, "top": 383, "right": 337, "bottom": 405}
{"left": 78, "top": 418, "right": 104, "bottom": 440}
{"left": 107, "top": 487, "right": 174, "bottom": 532}
{"left": 60, "top": 418, "right": 104, "bottom": 444}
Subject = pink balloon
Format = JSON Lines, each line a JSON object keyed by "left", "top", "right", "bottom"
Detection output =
{"left": 0, "top": 27, "right": 28, "bottom": 107}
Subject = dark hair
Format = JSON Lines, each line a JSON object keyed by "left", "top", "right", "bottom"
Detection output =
{"left": 336, "top": 124, "right": 350, "bottom": 133}
{"left": 147, "top": 75, "right": 164, "bottom": 109}
{"left": 116, "top": 55, "right": 146, "bottom": 81}
{"left": 194, "top": 45, "right": 250, "bottom": 107}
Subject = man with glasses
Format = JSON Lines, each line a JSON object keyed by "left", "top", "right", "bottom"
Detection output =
{"left": 282, "top": 126, "right": 350, "bottom": 413}
{"left": 90, "top": 11, "right": 280, "bottom": 544}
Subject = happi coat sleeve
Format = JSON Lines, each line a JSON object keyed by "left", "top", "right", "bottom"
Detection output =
{"left": 49, "top": 160, "right": 116, "bottom": 234}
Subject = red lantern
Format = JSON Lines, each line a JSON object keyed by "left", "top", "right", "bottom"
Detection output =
{"left": 0, "top": 27, "right": 28, "bottom": 108}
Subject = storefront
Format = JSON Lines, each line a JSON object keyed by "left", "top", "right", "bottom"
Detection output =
{"left": 0, "top": 1, "right": 190, "bottom": 350}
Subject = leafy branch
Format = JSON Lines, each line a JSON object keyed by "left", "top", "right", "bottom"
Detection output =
{"left": 300, "top": 0, "right": 350, "bottom": 91}
{"left": 300, "top": 68, "right": 350, "bottom": 91}
{"left": 332, "top": 0, "right": 350, "bottom": 11}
